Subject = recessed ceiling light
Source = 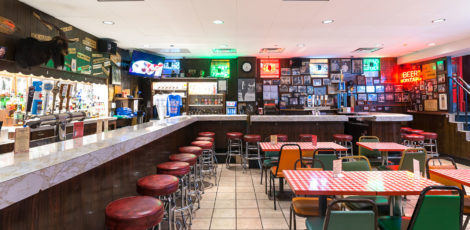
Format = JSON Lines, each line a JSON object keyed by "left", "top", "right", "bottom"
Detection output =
{"left": 143, "top": 44, "right": 151, "bottom": 48}
{"left": 297, "top": 43, "right": 306, "bottom": 48}
{"left": 428, "top": 42, "right": 436, "bottom": 46}
{"left": 322, "top": 19, "right": 334, "bottom": 24}
{"left": 213, "top": 20, "right": 224, "bottom": 25}
{"left": 102, "top": 20, "right": 115, "bottom": 25}
{"left": 432, "top": 18, "right": 446, "bottom": 23}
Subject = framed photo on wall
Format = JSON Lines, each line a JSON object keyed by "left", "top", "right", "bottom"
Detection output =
{"left": 439, "top": 93, "right": 447, "bottom": 110}
{"left": 238, "top": 78, "right": 256, "bottom": 102}
{"left": 292, "top": 76, "right": 303, "bottom": 85}
{"left": 280, "top": 76, "right": 292, "bottom": 85}
{"left": 313, "top": 79, "right": 322, "bottom": 86}
{"left": 357, "top": 75, "right": 366, "bottom": 85}
{"left": 378, "top": 94, "right": 385, "bottom": 103}
{"left": 331, "top": 74, "right": 341, "bottom": 83}
{"left": 437, "top": 73, "right": 446, "bottom": 83}
{"left": 330, "top": 59, "right": 341, "bottom": 73}
{"left": 303, "top": 75, "right": 312, "bottom": 85}
{"left": 357, "top": 85, "right": 366, "bottom": 93}
{"left": 352, "top": 59, "right": 363, "bottom": 74}
{"left": 438, "top": 84, "right": 446, "bottom": 93}
{"left": 323, "top": 78, "right": 331, "bottom": 86}
{"left": 386, "top": 93, "right": 394, "bottom": 101}
{"left": 307, "top": 86, "right": 314, "bottom": 94}
{"left": 281, "top": 68, "right": 291, "bottom": 75}
{"left": 340, "top": 59, "right": 351, "bottom": 73}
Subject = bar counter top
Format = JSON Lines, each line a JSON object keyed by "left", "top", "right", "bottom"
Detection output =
{"left": 0, "top": 113, "right": 411, "bottom": 209}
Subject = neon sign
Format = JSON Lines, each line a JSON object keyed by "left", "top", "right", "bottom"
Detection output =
{"left": 260, "top": 59, "right": 280, "bottom": 78}
{"left": 363, "top": 58, "right": 380, "bottom": 72}
{"left": 210, "top": 60, "right": 230, "bottom": 78}
{"left": 400, "top": 70, "right": 422, "bottom": 83}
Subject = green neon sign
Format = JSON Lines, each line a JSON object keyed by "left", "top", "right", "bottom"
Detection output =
{"left": 210, "top": 60, "right": 230, "bottom": 78}
{"left": 363, "top": 58, "right": 380, "bottom": 72}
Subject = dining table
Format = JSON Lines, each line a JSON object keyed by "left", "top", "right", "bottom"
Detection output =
{"left": 356, "top": 142, "right": 409, "bottom": 165}
{"left": 428, "top": 168, "right": 470, "bottom": 186}
{"left": 284, "top": 170, "right": 442, "bottom": 216}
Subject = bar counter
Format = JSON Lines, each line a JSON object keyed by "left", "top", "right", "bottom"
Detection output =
{"left": 0, "top": 113, "right": 411, "bottom": 229}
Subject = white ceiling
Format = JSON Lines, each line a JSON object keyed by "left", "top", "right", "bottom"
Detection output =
{"left": 20, "top": 0, "right": 470, "bottom": 59}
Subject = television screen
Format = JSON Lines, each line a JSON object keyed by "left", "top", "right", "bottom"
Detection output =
{"left": 129, "top": 50, "right": 165, "bottom": 77}
{"left": 162, "top": 59, "right": 180, "bottom": 75}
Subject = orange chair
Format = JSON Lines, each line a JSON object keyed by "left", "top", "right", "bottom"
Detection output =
{"left": 426, "top": 157, "right": 470, "bottom": 229}
{"left": 269, "top": 144, "right": 303, "bottom": 210}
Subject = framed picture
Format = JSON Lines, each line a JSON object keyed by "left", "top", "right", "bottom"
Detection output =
{"left": 281, "top": 76, "right": 292, "bottom": 85}
{"left": 357, "top": 75, "right": 366, "bottom": 85}
{"left": 323, "top": 78, "right": 331, "bottom": 86}
{"left": 375, "top": 85, "right": 385, "bottom": 93}
{"left": 433, "top": 92, "right": 438, "bottom": 99}
{"left": 437, "top": 73, "right": 446, "bottom": 83}
{"left": 340, "top": 59, "right": 351, "bottom": 73}
{"left": 331, "top": 74, "right": 341, "bottom": 83}
{"left": 263, "top": 85, "right": 279, "bottom": 101}
{"left": 272, "top": 79, "right": 280, "bottom": 85}
{"left": 352, "top": 59, "right": 363, "bottom": 74}
{"left": 289, "top": 97, "right": 298, "bottom": 105}
{"left": 394, "top": 93, "right": 403, "bottom": 102}
{"left": 426, "top": 81, "right": 433, "bottom": 93}
{"left": 366, "top": 85, "right": 375, "bottom": 93}
{"left": 292, "top": 76, "right": 303, "bottom": 85}
{"left": 328, "top": 84, "right": 338, "bottom": 94}
{"left": 300, "top": 61, "right": 310, "bottom": 74}
{"left": 313, "top": 79, "right": 322, "bottom": 86}
{"left": 439, "top": 93, "right": 447, "bottom": 110}
{"left": 394, "top": 85, "right": 403, "bottom": 92}
{"left": 363, "top": 105, "right": 370, "bottom": 111}
{"left": 438, "top": 84, "right": 446, "bottom": 93}
{"left": 0, "top": 46, "right": 6, "bottom": 59}
{"left": 437, "top": 60, "right": 445, "bottom": 72}
{"left": 403, "top": 93, "right": 410, "bottom": 102}
{"left": 419, "top": 81, "right": 425, "bottom": 91}
{"left": 330, "top": 59, "right": 341, "bottom": 73}
{"left": 433, "top": 84, "right": 438, "bottom": 92}
{"left": 281, "top": 68, "right": 291, "bottom": 76}
{"left": 386, "top": 93, "right": 394, "bottom": 101}
{"left": 307, "top": 86, "right": 314, "bottom": 94}
{"left": 373, "top": 79, "right": 380, "bottom": 85}
{"left": 378, "top": 94, "right": 385, "bottom": 103}
{"left": 357, "top": 94, "right": 367, "bottom": 101}
{"left": 309, "top": 63, "right": 329, "bottom": 76}
{"left": 279, "top": 101, "right": 287, "bottom": 108}
{"left": 299, "top": 95, "right": 307, "bottom": 105}
{"left": 366, "top": 78, "right": 374, "bottom": 86}
{"left": 368, "top": 94, "right": 377, "bottom": 101}
{"left": 279, "top": 85, "right": 289, "bottom": 93}
{"left": 292, "top": 68, "right": 301, "bottom": 76}
{"left": 238, "top": 79, "right": 256, "bottom": 102}
{"left": 357, "top": 85, "right": 366, "bottom": 93}
{"left": 289, "top": 86, "right": 297, "bottom": 93}
{"left": 263, "top": 80, "right": 272, "bottom": 85}
{"left": 256, "top": 83, "right": 263, "bottom": 93}
{"left": 313, "top": 87, "right": 327, "bottom": 95}
{"left": 298, "top": 86, "right": 307, "bottom": 93}
{"left": 385, "top": 85, "right": 394, "bottom": 92}
{"left": 303, "top": 75, "right": 312, "bottom": 85}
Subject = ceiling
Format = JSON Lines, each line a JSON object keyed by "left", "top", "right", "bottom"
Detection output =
{"left": 20, "top": 0, "right": 470, "bottom": 59}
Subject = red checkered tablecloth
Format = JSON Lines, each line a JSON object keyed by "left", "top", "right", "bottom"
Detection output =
{"left": 429, "top": 169, "right": 470, "bottom": 187}
{"left": 259, "top": 142, "right": 347, "bottom": 152}
{"left": 284, "top": 170, "right": 441, "bottom": 196}
{"left": 356, "top": 142, "right": 408, "bottom": 152}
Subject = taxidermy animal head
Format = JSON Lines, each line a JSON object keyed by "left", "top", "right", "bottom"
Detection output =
{"left": 15, "top": 12, "right": 75, "bottom": 69}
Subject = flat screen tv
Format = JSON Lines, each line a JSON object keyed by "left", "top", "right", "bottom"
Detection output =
{"left": 129, "top": 50, "right": 165, "bottom": 78}
{"left": 162, "top": 59, "right": 181, "bottom": 76}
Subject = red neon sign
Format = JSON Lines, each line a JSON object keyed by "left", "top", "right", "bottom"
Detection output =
{"left": 400, "top": 70, "right": 422, "bottom": 83}
{"left": 260, "top": 59, "right": 280, "bottom": 78}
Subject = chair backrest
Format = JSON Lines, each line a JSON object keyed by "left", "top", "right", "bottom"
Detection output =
{"left": 294, "top": 158, "right": 325, "bottom": 170}
{"left": 323, "top": 199, "right": 378, "bottom": 230}
{"left": 398, "top": 148, "right": 426, "bottom": 176}
{"left": 313, "top": 148, "right": 337, "bottom": 171}
{"left": 408, "top": 186, "right": 463, "bottom": 230}
{"left": 358, "top": 136, "right": 381, "bottom": 158}
{"left": 274, "top": 144, "right": 302, "bottom": 176}
{"left": 425, "top": 157, "right": 464, "bottom": 191}
{"left": 340, "top": 156, "right": 372, "bottom": 171}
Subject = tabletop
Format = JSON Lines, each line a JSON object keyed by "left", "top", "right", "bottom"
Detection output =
{"left": 356, "top": 142, "right": 409, "bottom": 152}
{"left": 284, "top": 170, "right": 441, "bottom": 196}
{"left": 429, "top": 169, "right": 470, "bottom": 187}
{"left": 259, "top": 142, "right": 347, "bottom": 152}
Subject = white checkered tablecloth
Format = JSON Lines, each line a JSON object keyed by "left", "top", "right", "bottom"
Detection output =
{"left": 284, "top": 170, "right": 441, "bottom": 196}
{"left": 429, "top": 169, "right": 470, "bottom": 187}
{"left": 259, "top": 142, "right": 347, "bottom": 152}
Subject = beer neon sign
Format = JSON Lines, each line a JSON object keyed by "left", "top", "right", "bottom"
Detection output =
{"left": 400, "top": 70, "right": 422, "bottom": 83}
{"left": 260, "top": 59, "right": 280, "bottom": 78}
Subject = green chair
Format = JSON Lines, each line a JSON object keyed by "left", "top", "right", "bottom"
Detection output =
{"left": 387, "top": 148, "right": 426, "bottom": 176}
{"left": 379, "top": 185, "right": 464, "bottom": 230}
{"left": 312, "top": 148, "right": 337, "bottom": 171}
{"left": 306, "top": 199, "right": 378, "bottom": 230}
{"left": 358, "top": 136, "right": 382, "bottom": 165}
{"left": 340, "top": 156, "right": 390, "bottom": 216}
{"left": 262, "top": 150, "right": 279, "bottom": 194}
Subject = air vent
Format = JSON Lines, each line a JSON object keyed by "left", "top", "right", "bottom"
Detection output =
{"left": 352, "top": 47, "right": 383, "bottom": 53}
{"left": 259, "top": 48, "right": 285, "bottom": 54}
{"left": 212, "top": 48, "right": 237, "bottom": 54}
{"left": 154, "top": 48, "right": 191, "bottom": 54}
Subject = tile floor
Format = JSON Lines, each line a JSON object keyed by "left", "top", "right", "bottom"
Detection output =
{"left": 191, "top": 162, "right": 470, "bottom": 230}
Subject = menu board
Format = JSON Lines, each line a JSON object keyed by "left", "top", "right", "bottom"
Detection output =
{"left": 422, "top": 63, "right": 437, "bottom": 80}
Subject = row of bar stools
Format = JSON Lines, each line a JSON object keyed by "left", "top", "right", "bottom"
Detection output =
{"left": 192, "top": 140, "right": 217, "bottom": 186}
{"left": 226, "top": 132, "right": 243, "bottom": 169}
{"left": 197, "top": 131, "right": 217, "bottom": 163}
{"left": 157, "top": 161, "right": 193, "bottom": 229}
{"left": 333, "top": 134, "right": 353, "bottom": 157}
{"left": 243, "top": 134, "right": 262, "bottom": 172}
{"left": 105, "top": 196, "right": 165, "bottom": 230}
{"left": 137, "top": 174, "right": 179, "bottom": 230}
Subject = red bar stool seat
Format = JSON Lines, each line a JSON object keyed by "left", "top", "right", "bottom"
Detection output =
{"left": 274, "top": 134, "right": 288, "bottom": 142}
{"left": 105, "top": 196, "right": 164, "bottom": 230}
{"left": 333, "top": 134, "right": 353, "bottom": 157}
{"left": 195, "top": 136, "right": 214, "bottom": 142}
{"left": 421, "top": 132, "right": 437, "bottom": 140}
{"left": 227, "top": 132, "right": 243, "bottom": 140}
{"left": 299, "top": 134, "right": 313, "bottom": 141}
{"left": 179, "top": 146, "right": 203, "bottom": 156}
{"left": 409, "top": 129, "right": 424, "bottom": 134}
{"left": 198, "top": 132, "right": 215, "bottom": 138}
{"left": 137, "top": 175, "right": 179, "bottom": 197}
{"left": 191, "top": 140, "right": 213, "bottom": 150}
{"left": 157, "top": 162, "right": 191, "bottom": 176}
{"left": 333, "top": 134, "right": 353, "bottom": 142}
{"left": 169, "top": 153, "right": 198, "bottom": 166}
{"left": 400, "top": 127, "right": 412, "bottom": 133}
{"left": 244, "top": 134, "right": 261, "bottom": 143}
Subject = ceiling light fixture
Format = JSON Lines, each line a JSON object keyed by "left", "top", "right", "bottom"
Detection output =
{"left": 102, "top": 20, "right": 115, "bottom": 25}
{"left": 213, "top": 20, "right": 224, "bottom": 25}
{"left": 432, "top": 18, "right": 446, "bottom": 23}
{"left": 322, "top": 19, "right": 334, "bottom": 24}
{"left": 428, "top": 42, "right": 436, "bottom": 46}
{"left": 143, "top": 44, "right": 151, "bottom": 48}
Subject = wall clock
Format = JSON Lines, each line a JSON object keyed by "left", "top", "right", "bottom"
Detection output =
{"left": 241, "top": 61, "right": 252, "bottom": 73}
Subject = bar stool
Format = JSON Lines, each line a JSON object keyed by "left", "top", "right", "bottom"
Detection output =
{"left": 274, "top": 134, "right": 288, "bottom": 142}
{"left": 105, "top": 196, "right": 164, "bottom": 230}
{"left": 409, "top": 129, "right": 424, "bottom": 134}
{"left": 137, "top": 175, "right": 179, "bottom": 230}
{"left": 421, "top": 132, "right": 439, "bottom": 157}
{"left": 226, "top": 132, "right": 244, "bottom": 169}
{"left": 333, "top": 134, "right": 353, "bottom": 157}
{"left": 169, "top": 153, "right": 200, "bottom": 210}
{"left": 157, "top": 161, "right": 192, "bottom": 229}
{"left": 403, "top": 134, "right": 425, "bottom": 147}
{"left": 299, "top": 134, "right": 313, "bottom": 142}
{"left": 179, "top": 146, "right": 204, "bottom": 193}
{"left": 400, "top": 127, "right": 412, "bottom": 133}
{"left": 195, "top": 136, "right": 217, "bottom": 163}
{"left": 191, "top": 140, "right": 217, "bottom": 186}
{"left": 243, "top": 134, "right": 262, "bottom": 172}
{"left": 198, "top": 131, "right": 215, "bottom": 138}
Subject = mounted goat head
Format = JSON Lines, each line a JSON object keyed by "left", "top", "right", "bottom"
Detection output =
{"left": 15, "top": 12, "right": 75, "bottom": 69}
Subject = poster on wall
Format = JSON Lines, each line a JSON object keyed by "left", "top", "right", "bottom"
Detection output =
{"left": 422, "top": 63, "right": 437, "bottom": 80}
{"left": 260, "top": 59, "right": 280, "bottom": 78}
{"left": 111, "top": 64, "right": 121, "bottom": 85}
{"left": 439, "top": 94, "right": 447, "bottom": 110}
{"left": 352, "top": 59, "right": 363, "bottom": 74}
{"left": 309, "top": 59, "right": 328, "bottom": 77}
{"left": 424, "top": 100, "right": 438, "bottom": 112}
{"left": 238, "top": 79, "right": 256, "bottom": 102}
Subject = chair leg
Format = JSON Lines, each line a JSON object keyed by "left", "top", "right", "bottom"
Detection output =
{"left": 272, "top": 174, "right": 277, "bottom": 210}
{"left": 464, "top": 215, "right": 470, "bottom": 229}
{"left": 265, "top": 168, "right": 268, "bottom": 194}
{"left": 289, "top": 205, "right": 293, "bottom": 230}
{"left": 260, "top": 165, "right": 264, "bottom": 185}
{"left": 293, "top": 211, "right": 297, "bottom": 230}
